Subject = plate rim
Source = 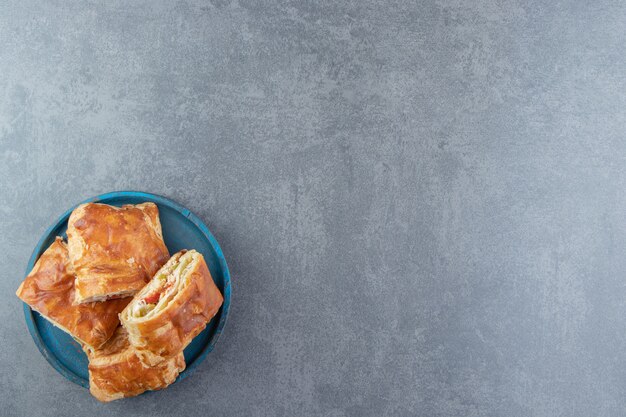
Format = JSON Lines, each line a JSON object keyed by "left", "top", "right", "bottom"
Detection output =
{"left": 22, "top": 190, "right": 232, "bottom": 388}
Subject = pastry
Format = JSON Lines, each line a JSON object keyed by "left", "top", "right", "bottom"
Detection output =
{"left": 120, "top": 250, "right": 223, "bottom": 365}
{"left": 86, "top": 326, "right": 185, "bottom": 402}
{"left": 16, "top": 237, "right": 130, "bottom": 349}
{"left": 67, "top": 202, "right": 170, "bottom": 303}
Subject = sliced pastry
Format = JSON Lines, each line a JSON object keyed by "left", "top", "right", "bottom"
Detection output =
{"left": 67, "top": 202, "right": 170, "bottom": 303}
{"left": 120, "top": 250, "right": 223, "bottom": 365}
{"left": 16, "top": 237, "right": 130, "bottom": 349}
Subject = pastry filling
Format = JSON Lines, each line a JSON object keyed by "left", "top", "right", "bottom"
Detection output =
{"left": 130, "top": 251, "right": 196, "bottom": 319}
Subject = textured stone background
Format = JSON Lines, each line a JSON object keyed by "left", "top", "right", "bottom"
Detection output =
{"left": 1, "top": 1, "right": 626, "bottom": 416}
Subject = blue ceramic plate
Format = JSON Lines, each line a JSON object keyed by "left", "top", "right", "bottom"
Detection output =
{"left": 22, "top": 191, "right": 231, "bottom": 389}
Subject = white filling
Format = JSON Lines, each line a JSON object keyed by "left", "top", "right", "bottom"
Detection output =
{"left": 130, "top": 251, "right": 196, "bottom": 319}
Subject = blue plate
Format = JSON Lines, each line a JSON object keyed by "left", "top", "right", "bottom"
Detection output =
{"left": 22, "top": 191, "right": 231, "bottom": 389}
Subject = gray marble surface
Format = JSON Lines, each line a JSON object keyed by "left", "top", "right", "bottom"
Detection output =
{"left": 1, "top": 1, "right": 626, "bottom": 416}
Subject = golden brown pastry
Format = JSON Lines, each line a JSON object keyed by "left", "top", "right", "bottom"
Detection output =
{"left": 86, "top": 326, "right": 185, "bottom": 402}
{"left": 16, "top": 237, "right": 130, "bottom": 350}
{"left": 67, "top": 202, "right": 170, "bottom": 304}
{"left": 120, "top": 250, "right": 223, "bottom": 365}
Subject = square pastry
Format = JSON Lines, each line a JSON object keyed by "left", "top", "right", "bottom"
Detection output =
{"left": 67, "top": 202, "right": 170, "bottom": 303}
{"left": 85, "top": 326, "right": 185, "bottom": 402}
{"left": 16, "top": 237, "right": 129, "bottom": 349}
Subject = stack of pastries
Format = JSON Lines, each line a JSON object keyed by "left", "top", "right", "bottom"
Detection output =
{"left": 16, "top": 202, "right": 224, "bottom": 402}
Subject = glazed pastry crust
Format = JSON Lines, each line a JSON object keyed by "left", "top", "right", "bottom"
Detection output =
{"left": 16, "top": 237, "right": 130, "bottom": 349}
{"left": 120, "top": 250, "right": 223, "bottom": 365}
{"left": 86, "top": 326, "right": 185, "bottom": 402}
{"left": 67, "top": 202, "right": 169, "bottom": 303}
